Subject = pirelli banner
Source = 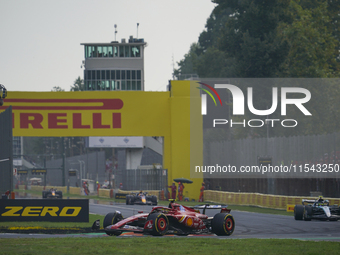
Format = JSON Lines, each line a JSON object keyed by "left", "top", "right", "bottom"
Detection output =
{"left": 0, "top": 83, "right": 204, "bottom": 200}
{"left": 0, "top": 199, "right": 89, "bottom": 222}
{"left": 0, "top": 91, "right": 170, "bottom": 137}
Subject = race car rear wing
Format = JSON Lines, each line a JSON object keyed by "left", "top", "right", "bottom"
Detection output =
{"left": 302, "top": 199, "right": 330, "bottom": 205}
{"left": 192, "top": 204, "right": 230, "bottom": 214}
{"left": 302, "top": 199, "right": 317, "bottom": 204}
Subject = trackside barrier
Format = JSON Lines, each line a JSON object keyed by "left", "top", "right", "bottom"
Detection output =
{"left": 204, "top": 190, "right": 340, "bottom": 210}
{"left": 98, "top": 189, "right": 111, "bottom": 198}
{"left": 98, "top": 189, "right": 161, "bottom": 199}
{"left": 69, "top": 187, "right": 81, "bottom": 195}
{"left": 30, "top": 186, "right": 44, "bottom": 192}
{"left": 29, "top": 185, "right": 67, "bottom": 194}
{"left": 18, "top": 185, "right": 26, "bottom": 190}
{"left": 18, "top": 186, "right": 161, "bottom": 200}
{"left": 16, "top": 186, "right": 339, "bottom": 207}
{"left": 19, "top": 186, "right": 81, "bottom": 195}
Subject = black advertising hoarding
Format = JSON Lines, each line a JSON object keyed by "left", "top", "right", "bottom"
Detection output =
{"left": 115, "top": 193, "right": 127, "bottom": 199}
{"left": 258, "top": 157, "right": 272, "bottom": 166}
{"left": 31, "top": 169, "right": 47, "bottom": 175}
{"left": 69, "top": 170, "right": 77, "bottom": 176}
{"left": 0, "top": 199, "right": 89, "bottom": 222}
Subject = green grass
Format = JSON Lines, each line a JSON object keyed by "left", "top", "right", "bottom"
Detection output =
{"left": 0, "top": 238, "right": 339, "bottom": 255}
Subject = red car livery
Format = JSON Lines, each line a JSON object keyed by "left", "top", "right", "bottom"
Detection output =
{"left": 103, "top": 200, "right": 235, "bottom": 236}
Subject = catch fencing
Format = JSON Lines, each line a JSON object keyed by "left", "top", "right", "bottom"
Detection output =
{"left": 119, "top": 168, "right": 168, "bottom": 191}
{"left": 205, "top": 132, "right": 340, "bottom": 197}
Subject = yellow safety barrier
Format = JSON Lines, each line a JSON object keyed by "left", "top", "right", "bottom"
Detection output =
{"left": 98, "top": 189, "right": 111, "bottom": 198}
{"left": 17, "top": 185, "right": 339, "bottom": 210}
{"left": 18, "top": 185, "right": 26, "bottom": 190}
{"left": 30, "top": 185, "right": 44, "bottom": 192}
{"left": 97, "top": 189, "right": 161, "bottom": 199}
{"left": 44, "top": 186, "right": 67, "bottom": 193}
{"left": 287, "top": 204, "right": 295, "bottom": 212}
{"left": 69, "top": 187, "right": 81, "bottom": 195}
{"left": 204, "top": 190, "right": 340, "bottom": 210}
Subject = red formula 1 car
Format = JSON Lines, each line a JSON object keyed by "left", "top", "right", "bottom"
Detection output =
{"left": 103, "top": 200, "right": 235, "bottom": 236}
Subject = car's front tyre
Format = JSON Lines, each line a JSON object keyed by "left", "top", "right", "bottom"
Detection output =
{"left": 294, "top": 205, "right": 304, "bottom": 220}
{"left": 104, "top": 211, "right": 124, "bottom": 236}
{"left": 103, "top": 211, "right": 123, "bottom": 226}
{"left": 146, "top": 213, "right": 169, "bottom": 236}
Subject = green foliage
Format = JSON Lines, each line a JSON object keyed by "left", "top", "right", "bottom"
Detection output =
{"left": 278, "top": 0, "right": 340, "bottom": 77}
{"left": 176, "top": 0, "right": 340, "bottom": 79}
{"left": 70, "top": 76, "right": 85, "bottom": 91}
{"left": 175, "top": 0, "right": 340, "bottom": 138}
{"left": 217, "top": 0, "right": 291, "bottom": 78}
{"left": 51, "top": 86, "right": 65, "bottom": 92}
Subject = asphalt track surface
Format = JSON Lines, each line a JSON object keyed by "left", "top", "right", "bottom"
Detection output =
{"left": 1, "top": 200, "right": 340, "bottom": 240}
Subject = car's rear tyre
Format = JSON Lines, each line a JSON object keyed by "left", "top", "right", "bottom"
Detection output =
{"left": 303, "top": 205, "right": 312, "bottom": 221}
{"left": 212, "top": 213, "right": 235, "bottom": 236}
{"left": 294, "top": 205, "right": 304, "bottom": 220}
{"left": 146, "top": 213, "right": 169, "bottom": 236}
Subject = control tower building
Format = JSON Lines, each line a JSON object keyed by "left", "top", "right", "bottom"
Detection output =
{"left": 81, "top": 36, "right": 147, "bottom": 91}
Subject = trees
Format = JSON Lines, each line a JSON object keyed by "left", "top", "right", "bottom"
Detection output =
{"left": 51, "top": 86, "right": 65, "bottom": 92}
{"left": 278, "top": 0, "right": 340, "bottom": 77}
{"left": 50, "top": 77, "right": 84, "bottom": 92}
{"left": 175, "top": 0, "right": 340, "bottom": 137}
{"left": 70, "top": 76, "right": 85, "bottom": 91}
{"left": 175, "top": 0, "right": 340, "bottom": 79}
{"left": 216, "top": 0, "right": 291, "bottom": 78}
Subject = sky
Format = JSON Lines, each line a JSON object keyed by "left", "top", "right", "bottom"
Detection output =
{"left": 0, "top": 0, "right": 216, "bottom": 92}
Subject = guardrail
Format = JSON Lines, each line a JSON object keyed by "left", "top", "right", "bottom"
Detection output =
{"left": 17, "top": 186, "right": 339, "bottom": 209}
{"left": 204, "top": 190, "right": 340, "bottom": 209}
{"left": 98, "top": 189, "right": 160, "bottom": 199}
{"left": 17, "top": 185, "right": 161, "bottom": 199}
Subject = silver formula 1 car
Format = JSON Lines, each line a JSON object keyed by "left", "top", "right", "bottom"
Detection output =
{"left": 294, "top": 197, "right": 340, "bottom": 221}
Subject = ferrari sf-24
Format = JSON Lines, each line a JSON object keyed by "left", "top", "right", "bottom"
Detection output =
{"left": 103, "top": 200, "right": 235, "bottom": 236}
